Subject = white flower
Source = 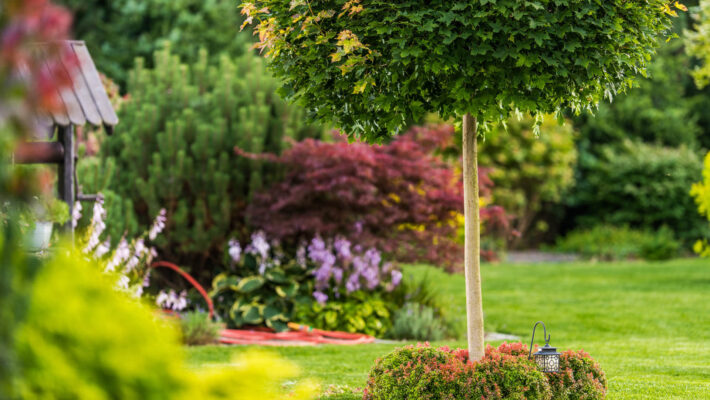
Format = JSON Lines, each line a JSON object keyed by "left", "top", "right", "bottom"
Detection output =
{"left": 105, "top": 239, "right": 130, "bottom": 272}
{"left": 149, "top": 209, "right": 167, "bottom": 240}
{"left": 116, "top": 275, "right": 130, "bottom": 290}
{"left": 246, "top": 231, "right": 270, "bottom": 259}
{"left": 83, "top": 199, "right": 107, "bottom": 253}
{"left": 228, "top": 238, "right": 242, "bottom": 263}
{"left": 156, "top": 291, "right": 170, "bottom": 307}
{"left": 72, "top": 201, "right": 82, "bottom": 228}
{"left": 155, "top": 289, "right": 188, "bottom": 311}
{"left": 94, "top": 239, "right": 111, "bottom": 258}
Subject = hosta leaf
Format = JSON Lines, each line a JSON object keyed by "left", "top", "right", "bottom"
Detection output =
{"left": 263, "top": 305, "right": 282, "bottom": 321}
{"left": 325, "top": 311, "right": 338, "bottom": 326}
{"left": 210, "top": 273, "right": 239, "bottom": 296}
{"left": 234, "top": 276, "right": 265, "bottom": 293}
{"left": 267, "top": 319, "right": 289, "bottom": 332}
{"left": 361, "top": 302, "right": 373, "bottom": 317}
{"left": 275, "top": 282, "right": 299, "bottom": 298}
{"left": 265, "top": 268, "right": 288, "bottom": 283}
{"left": 241, "top": 305, "right": 263, "bottom": 325}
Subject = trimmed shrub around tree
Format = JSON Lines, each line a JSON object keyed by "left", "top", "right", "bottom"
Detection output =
{"left": 365, "top": 343, "right": 606, "bottom": 400}
{"left": 364, "top": 343, "right": 553, "bottom": 400}
{"left": 363, "top": 345, "right": 470, "bottom": 400}
{"left": 547, "top": 350, "right": 607, "bottom": 400}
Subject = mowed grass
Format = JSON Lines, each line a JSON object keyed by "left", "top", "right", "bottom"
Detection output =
{"left": 187, "top": 258, "right": 710, "bottom": 399}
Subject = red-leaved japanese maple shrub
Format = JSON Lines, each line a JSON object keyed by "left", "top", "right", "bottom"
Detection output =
{"left": 546, "top": 350, "right": 607, "bottom": 400}
{"left": 244, "top": 125, "right": 509, "bottom": 270}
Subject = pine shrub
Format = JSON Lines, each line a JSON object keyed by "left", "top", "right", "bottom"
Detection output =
{"left": 89, "top": 46, "right": 320, "bottom": 281}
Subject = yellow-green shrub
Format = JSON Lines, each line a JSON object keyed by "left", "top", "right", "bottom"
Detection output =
{"left": 12, "top": 244, "right": 317, "bottom": 400}
{"left": 14, "top": 247, "right": 187, "bottom": 399}
{"left": 691, "top": 152, "right": 710, "bottom": 257}
{"left": 479, "top": 115, "right": 577, "bottom": 247}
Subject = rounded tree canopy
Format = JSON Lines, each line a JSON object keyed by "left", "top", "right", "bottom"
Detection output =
{"left": 242, "top": 0, "right": 684, "bottom": 141}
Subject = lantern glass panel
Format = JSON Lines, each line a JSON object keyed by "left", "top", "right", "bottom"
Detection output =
{"left": 534, "top": 353, "right": 560, "bottom": 373}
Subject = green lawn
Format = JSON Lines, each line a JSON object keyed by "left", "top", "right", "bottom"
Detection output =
{"left": 187, "top": 258, "right": 710, "bottom": 399}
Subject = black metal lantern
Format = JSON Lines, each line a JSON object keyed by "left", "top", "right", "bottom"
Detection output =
{"left": 528, "top": 321, "right": 561, "bottom": 373}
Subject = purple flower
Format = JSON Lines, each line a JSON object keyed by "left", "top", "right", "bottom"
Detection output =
{"left": 345, "top": 273, "right": 361, "bottom": 293}
{"left": 352, "top": 256, "right": 367, "bottom": 273}
{"left": 391, "top": 270, "right": 403, "bottom": 287}
{"left": 362, "top": 267, "right": 379, "bottom": 290}
{"left": 333, "top": 237, "right": 352, "bottom": 259}
{"left": 332, "top": 267, "right": 343, "bottom": 283}
{"left": 313, "top": 291, "right": 328, "bottom": 305}
{"left": 308, "top": 236, "right": 326, "bottom": 253}
{"left": 364, "top": 248, "right": 381, "bottom": 268}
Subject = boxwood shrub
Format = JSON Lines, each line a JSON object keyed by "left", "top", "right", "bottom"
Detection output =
{"left": 547, "top": 350, "right": 607, "bottom": 400}
{"left": 363, "top": 344, "right": 468, "bottom": 400}
{"left": 365, "top": 343, "right": 606, "bottom": 400}
{"left": 364, "top": 343, "right": 552, "bottom": 400}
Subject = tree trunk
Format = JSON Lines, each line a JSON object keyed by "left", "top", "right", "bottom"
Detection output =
{"left": 462, "top": 112, "right": 484, "bottom": 362}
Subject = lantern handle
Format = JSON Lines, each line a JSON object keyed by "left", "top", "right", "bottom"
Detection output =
{"left": 528, "top": 321, "right": 550, "bottom": 359}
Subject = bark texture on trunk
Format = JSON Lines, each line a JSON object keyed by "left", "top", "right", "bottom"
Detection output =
{"left": 462, "top": 112, "right": 484, "bottom": 362}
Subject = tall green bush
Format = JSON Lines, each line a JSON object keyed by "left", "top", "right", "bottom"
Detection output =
{"left": 89, "top": 46, "right": 319, "bottom": 281}
{"left": 691, "top": 151, "right": 710, "bottom": 257}
{"left": 567, "top": 140, "right": 706, "bottom": 244}
{"left": 688, "top": 0, "right": 710, "bottom": 89}
{"left": 479, "top": 115, "right": 577, "bottom": 247}
{"left": 59, "top": 0, "right": 252, "bottom": 88}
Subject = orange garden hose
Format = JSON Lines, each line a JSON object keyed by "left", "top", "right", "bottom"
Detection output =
{"left": 150, "top": 261, "right": 375, "bottom": 345}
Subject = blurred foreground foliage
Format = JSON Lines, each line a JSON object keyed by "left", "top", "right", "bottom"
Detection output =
{"left": 4, "top": 236, "right": 317, "bottom": 399}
